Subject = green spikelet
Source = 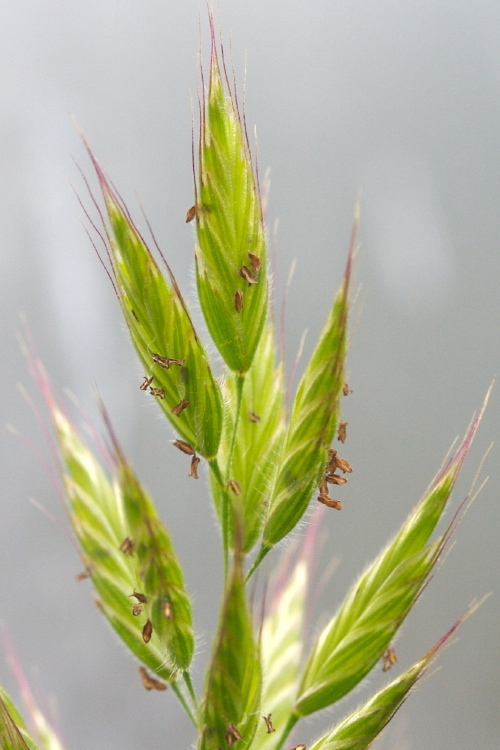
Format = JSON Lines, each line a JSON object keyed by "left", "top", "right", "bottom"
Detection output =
{"left": 0, "top": 689, "right": 37, "bottom": 750}
{"left": 248, "top": 216, "right": 356, "bottom": 576}
{"left": 198, "top": 549, "right": 261, "bottom": 750}
{"left": 308, "top": 608, "right": 478, "bottom": 750}
{"left": 112, "top": 435, "right": 195, "bottom": 671}
{"left": 85, "top": 145, "right": 223, "bottom": 460}
{"left": 54, "top": 399, "right": 194, "bottom": 675}
{"left": 195, "top": 28, "right": 268, "bottom": 374}
{"left": 0, "top": 682, "right": 65, "bottom": 750}
{"left": 292, "top": 401, "right": 486, "bottom": 718}
{"left": 30, "top": 354, "right": 195, "bottom": 679}
{"left": 210, "top": 324, "right": 285, "bottom": 553}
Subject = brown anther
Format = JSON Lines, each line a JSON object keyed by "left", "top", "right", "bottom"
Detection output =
{"left": 142, "top": 619, "right": 153, "bottom": 643}
{"left": 382, "top": 647, "right": 398, "bottom": 672}
{"left": 318, "top": 494, "right": 342, "bottom": 510}
{"left": 140, "top": 376, "right": 154, "bottom": 391}
{"left": 335, "top": 456, "right": 352, "bottom": 474}
{"left": 189, "top": 455, "right": 200, "bottom": 479}
{"left": 149, "top": 387, "right": 165, "bottom": 399}
{"left": 238, "top": 265, "right": 258, "bottom": 286}
{"left": 152, "top": 352, "right": 185, "bottom": 370}
{"left": 152, "top": 352, "right": 172, "bottom": 369}
{"left": 263, "top": 714, "right": 275, "bottom": 733}
{"left": 234, "top": 289, "right": 244, "bottom": 312}
{"left": 185, "top": 205, "right": 196, "bottom": 223}
{"left": 248, "top": 252, "right": 262, "bottom": 272}
{"left": 225, "top": 724, "right": 242, "bottom": 746}
{"left": 132, "top": 603, "right": 143, "bottom": 616}
{"left": 342, "top": 382, "right": 353, "bottom": 396}
{"left": 171, "top": 398, "right": 190, "bottom": 415}
{"left": 319, "top": 478, "right": 328, "bottom": 497}
{"left": 327, "top": 449, "right": 338, "bottom": 472}
{"left": 75, "top": 571, "right": 89, "bottom": 582}
{"left": 119, "top": 537, "right": 134, "bottom": 556}
{"left": 337, "top": 421, "right": 348, "bottom": 443}
{"left": 229, "top": 479, "right": 241, "bottom": 495}
{"left": 249, "top": 411, "right": 260, "bottom": 423}
{"left": 130, "top": 590, "right": 147, "bottom": 603}
{"left": 325, "top": 473, "right": 347, "bottom": 486}
{"left": 139, "top": 666, "right": 167, "bottom": 691}
{"left": 173, "top": 439, "right": 195, "bottom": 456}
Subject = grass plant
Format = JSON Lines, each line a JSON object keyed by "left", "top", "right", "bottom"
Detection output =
{"left": 0, "top": 12, "right": 490, "bottom": 750}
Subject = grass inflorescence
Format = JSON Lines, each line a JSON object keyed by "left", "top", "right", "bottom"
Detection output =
{"left": 0, "top": 12, "right": 491, "bottom": 750}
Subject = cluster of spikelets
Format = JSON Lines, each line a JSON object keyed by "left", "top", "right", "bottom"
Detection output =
{"left": 0, "top": 18, "right": 489, "bottom": 750}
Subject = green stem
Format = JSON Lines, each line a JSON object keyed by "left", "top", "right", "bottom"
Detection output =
{"left": 171, "top": 678, "right": 197, "bottom": 727}
{"left": 224, "top": 373, "right": 245, "bottom": 575}
{"left": 208, "top": 457, "right": 230, "bottom": 577}
{"left": 273, "top": 713, "right": 299, "bottom": 750}
{"left": 246, "top": 544, "right": 270, "bottom": 581}
{"left": 182, "top": 671, "right": 198, "bottom": 712}
{"left": 209, "top": 374, "right": 246, "bottom": 580}
{"left": 225, "top": 373, "right": 245, "bottom": 483}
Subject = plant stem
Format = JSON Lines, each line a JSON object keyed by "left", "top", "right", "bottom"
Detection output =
{"left": 209, "top": 374, "right": 246, "bottom": 580}
{"left": 225, "top": 373, "right": 245, "bottom": 483}
{"left": 208, "top": 457, "right": 230, "bottom": 578}
{"left": 273, "top": 713, "right": 299, "bottom": 750}
{"left": 183, "top": 671, "right": 198, "bottom": 712}
{"left": 225, "top": 373, "right": 245, "bottom": 572}
{"left": 246, "top": 544, "right": 270, "bottom": 581}
{"left": 171, "top": 678, "right": 197, "bottom": 727}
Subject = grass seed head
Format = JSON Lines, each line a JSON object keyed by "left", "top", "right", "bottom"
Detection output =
{"left": 84, "top": 143, "right": 223, "bottom": 459}
{"left": 195, "top": 32, "right": 268, "bottom": 374}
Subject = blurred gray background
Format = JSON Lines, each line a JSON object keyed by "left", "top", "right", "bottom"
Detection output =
{"left": 1, "top": 1, "right": 499, "bottom": 748}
